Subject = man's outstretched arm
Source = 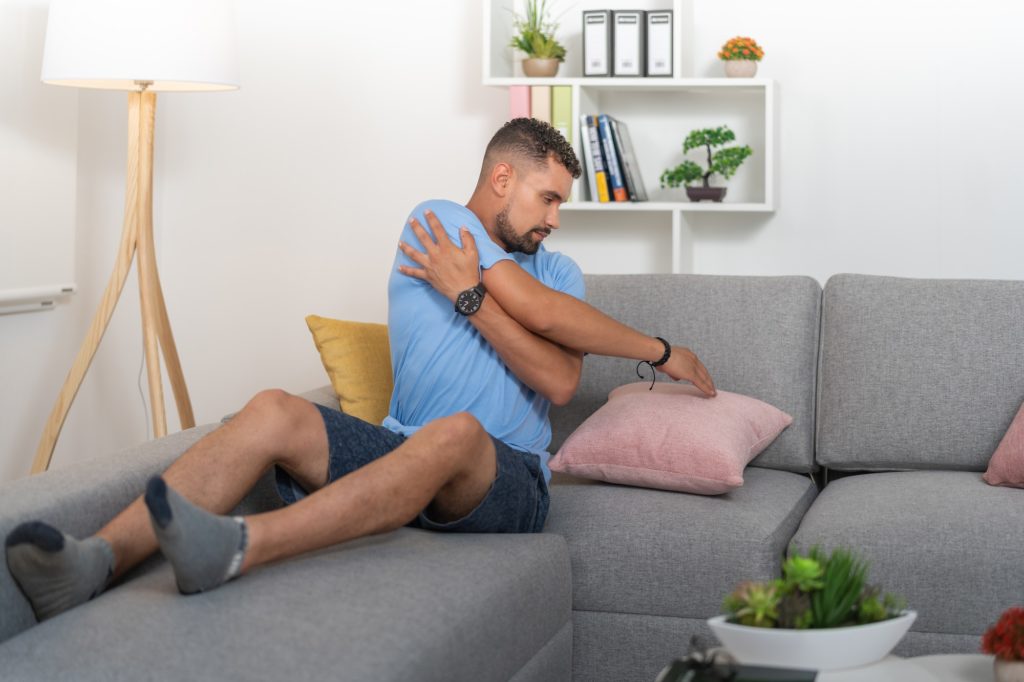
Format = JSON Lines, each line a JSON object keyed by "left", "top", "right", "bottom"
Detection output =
{"left": 482, "top": 260, "right": 714, "bottom": 396}
{"left": 398, "top": 213, "right": 582, "bottom": 406}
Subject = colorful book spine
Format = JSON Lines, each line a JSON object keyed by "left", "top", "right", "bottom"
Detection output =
{"left": 551, "top": 86, "right": 572, "bottom": 145}
{"left": 530, "top": 86, "right": 552, "bottom": 124}
{"left": 597, "top": 114, "right": 628, "bottom": 201}
{"left": 609, "top": 116, "right": 648, "bottom": 201}
{"left": 508, "top": 86, "right": 530, "bottom": 119}
{"left": 582, "top": 115, "right": 611, "bottom": 202}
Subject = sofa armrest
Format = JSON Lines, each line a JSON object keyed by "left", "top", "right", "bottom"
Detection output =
{"left": 0, "top": 424, "right": 220, "bottom": 643}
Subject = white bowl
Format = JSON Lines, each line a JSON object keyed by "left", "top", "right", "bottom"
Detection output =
{"left": 707, "top": 611, "right": 917, "bottom": 671}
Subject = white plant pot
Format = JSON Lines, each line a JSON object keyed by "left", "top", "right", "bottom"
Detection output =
{"left": 707, "top": 611, "right": 917, "bottom": 671}
{"left": 724, "top": 60, "right": 758, "bottom": 78}
{"left": 996, "top": 659, "right": 1024, "bottom": 682}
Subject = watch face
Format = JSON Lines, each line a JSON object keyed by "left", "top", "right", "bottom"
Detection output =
{"left": 456, "top": 289, "right": 482, "bottom": 315}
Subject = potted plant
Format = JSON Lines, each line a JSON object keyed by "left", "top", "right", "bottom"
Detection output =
{"left": 659, "top": 126, "right": 752, "bottom": 203}
{"left": 982, "top": 606, "right": 1024, "bottom": 682}
{"left": 718, "top": 36, "right": 764, "bottom": 78}
{"left": 508, "top": 0, "right": 566, "bottom": 77}
{"left": 707, "top": 546, "right": 915, "bottom": 671}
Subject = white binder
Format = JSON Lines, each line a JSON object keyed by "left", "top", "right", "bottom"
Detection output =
{"left": 646, "top": 10, "right": 673, "bottom": 77}
{"left": 612, "top": 10, "right": 645, "bottom": 77}
{"left": 582, "top": 10, "right": 611, "bottom": 77}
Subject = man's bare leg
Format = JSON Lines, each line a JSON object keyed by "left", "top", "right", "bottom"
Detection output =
{"left": 6, "top": 389, "right": 332, "bottom": 620}
{"left": 143, "top": 411, "right": 497, "bottom": 590}
{"left": 98, "top": 389, "right": 331, "bottom": 580}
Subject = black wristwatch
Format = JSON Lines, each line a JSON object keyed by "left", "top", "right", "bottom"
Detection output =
{"left": 455, "top": 281, "right": 487, "bottom": 316}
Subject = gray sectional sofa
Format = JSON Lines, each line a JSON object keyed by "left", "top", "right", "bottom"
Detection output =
{"left": 2, "top": 273, "right": 1021, "bottom": 682}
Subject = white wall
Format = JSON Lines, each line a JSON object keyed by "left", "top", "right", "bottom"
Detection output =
{"left": 1, "top": 0, "right": 1022, "bottom": 483}
{"left": 686, "top": 0, "right": 1024, "bottom": 283}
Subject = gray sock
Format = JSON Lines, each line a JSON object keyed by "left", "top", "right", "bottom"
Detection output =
{"left": 5, "top": 521, "right": 114, "bottom": 622}
{"left": 144, "top": 476, "right": 248, "bottom": 595}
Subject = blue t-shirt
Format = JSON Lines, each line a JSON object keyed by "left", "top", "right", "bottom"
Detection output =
{"left": 384, "top": 199, "right": 585, "bottom": 482}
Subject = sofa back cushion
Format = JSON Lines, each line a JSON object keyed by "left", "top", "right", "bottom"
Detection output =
{"left": 817, "top": 274, "right": 1024, "bottom": 471}
{"left": 549, "top": 274, "right": 822, "bottom": 473}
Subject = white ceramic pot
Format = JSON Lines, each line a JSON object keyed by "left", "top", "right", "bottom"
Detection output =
{"left": 724, "top": 60, "right": 758, "bottom": 78}
{"left": 996, "top": 659, "right": 1024, "bottom": 682}
{"left": 522, "top": 58, "right": 560, "bottom": 77}
{"left": 707, "top": 611, "right": 917, "bottom": 671}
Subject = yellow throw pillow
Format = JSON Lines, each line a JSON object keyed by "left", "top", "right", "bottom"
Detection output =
{"left": 305, "top": 315, "right": 394, "bottom": 425}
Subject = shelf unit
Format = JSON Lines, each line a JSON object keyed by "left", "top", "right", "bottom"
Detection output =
{"left": 483, "top": 0, "right": 776, "bottom": 273}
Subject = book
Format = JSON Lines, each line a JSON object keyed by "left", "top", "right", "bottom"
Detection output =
{"left": 608, "top": 116, "right": 648, "bottom": 201}
{"left": 551, "top": 86, "right": 572, "bottom": 145}
{"left": 508, "top": 86, "right": 530, "bottom": 119}
{"left": 597, "top": 114, "right": 628, "bottom": 201}
{"left": 530, "top": 86, "right": 551, "bottom": 124}
{"left": 580, "top": 114, "right": 610, "bottom": 202}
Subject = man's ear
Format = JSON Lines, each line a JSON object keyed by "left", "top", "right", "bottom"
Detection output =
{"left": 491, "top": 162, "right": 514, "bottom": 198}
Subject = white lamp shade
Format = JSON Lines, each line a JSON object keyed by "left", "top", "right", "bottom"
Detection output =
{"left": 42, "top": 0, "right": 240, "bottom": 91}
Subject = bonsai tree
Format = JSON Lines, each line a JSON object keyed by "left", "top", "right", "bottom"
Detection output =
{"left": 660, "top": 126, "right": 752, "bottom": 189}
{"left": 508, "top": 0, "right": 566, "bottom": 61}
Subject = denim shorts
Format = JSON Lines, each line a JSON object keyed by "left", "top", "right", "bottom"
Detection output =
{"left": 274, "top": 404, "right": 550, "bottom": 533}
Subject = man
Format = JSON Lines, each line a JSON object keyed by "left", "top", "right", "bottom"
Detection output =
{"left": 6, "top": 118, "right": 715, "bottom": 622}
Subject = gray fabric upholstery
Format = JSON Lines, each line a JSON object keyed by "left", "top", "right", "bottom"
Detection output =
{"left": 817, "top": 274, "right": 1024, "bottom": 470}
{"left": 547, "top": 467, "right": 818, "bottom": 619}
{"left": 571, "top": 611, "right": 715, "bottom": 682}
{"left": 0, "top": 528, "right": 572, "bottom": 682}
{"left": 510, "top": 621, "right": 573, "bottom": 681}
{"left": 550, "top": 274, "right": 821, "bottom": 473}
{"left": 791, "top": 471, "right": 1023, "bottom": 640}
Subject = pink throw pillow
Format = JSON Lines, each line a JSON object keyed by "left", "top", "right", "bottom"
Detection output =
{"left": 550, "top": 382, "right": 793, "bottom": 495}
{"left": 983, "top": 401, "right": 1024, "bottom": 488}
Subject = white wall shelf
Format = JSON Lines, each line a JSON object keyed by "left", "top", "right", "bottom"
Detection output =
{"left": 483, "top": 0, "right": 777, "bottom": 274}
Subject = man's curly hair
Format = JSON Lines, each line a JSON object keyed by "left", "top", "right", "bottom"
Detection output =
{"left": 481, "top": 117, "right": 581, "bottom": 180}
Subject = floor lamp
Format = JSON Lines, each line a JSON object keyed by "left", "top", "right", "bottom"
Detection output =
{"left": 32, "top": 0, "right": 239, "bottom": 474}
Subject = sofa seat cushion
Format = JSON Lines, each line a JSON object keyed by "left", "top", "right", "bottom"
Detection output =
{"left": 0, "top": 528, "right": 571, "bottom": 682}
{"left": 790, "top": 471, "right": 1023, "bottom": 638}
{"left": 546, "top": 467, "right": 817, "bottom": 619}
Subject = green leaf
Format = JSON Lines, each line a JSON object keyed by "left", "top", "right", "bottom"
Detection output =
{"left": 660, "top": 160, "right": 704, "bottom": 188}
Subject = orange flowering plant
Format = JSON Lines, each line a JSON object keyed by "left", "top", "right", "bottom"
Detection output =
{"left": 982, "top": 606, "right": 1024, "bottom": 661}
{"left": 718, "top": 36, "right": 764, "bottom": 61}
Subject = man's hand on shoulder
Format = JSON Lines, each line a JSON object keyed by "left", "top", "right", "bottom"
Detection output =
{"left": 656, "top": 345, "right": 717, "bottom": 397}
{"left": 398, "top": 209, "right": 480, "bottom": 301}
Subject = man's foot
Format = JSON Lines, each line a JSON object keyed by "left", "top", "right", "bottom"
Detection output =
{"left": 144, "top": 476, "right": 248, "bottom": 594}
{"left": 5, "top": 521, "right": 114, "bottom": 621}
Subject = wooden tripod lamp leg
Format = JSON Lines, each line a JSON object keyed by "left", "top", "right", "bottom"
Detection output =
{"left": 136, "top": 90, "right": 168, "bottom": 438}
{"left": 136, "top": 90, "right": 196, "bottom": 434}
{"left": 31, "top": 92, "right": 144, "bottom": 474}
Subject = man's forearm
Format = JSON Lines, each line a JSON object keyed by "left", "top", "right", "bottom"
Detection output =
{"left": 465, "top": 295, "right": 581, "bottom": 406}
{"left": 482, "top": 262, "right": 665, "bottom": 362}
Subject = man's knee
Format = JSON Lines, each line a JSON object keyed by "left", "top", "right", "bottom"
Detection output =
{"left": 432, "top": 412, "right": 492, "bottom": 470}
{"left": 244, "top": 389, "right": 305, "bottom": 425}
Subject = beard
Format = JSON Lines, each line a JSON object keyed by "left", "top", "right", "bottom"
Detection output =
{"left": 495, "top": 203, "right": 549, "bottom": 255}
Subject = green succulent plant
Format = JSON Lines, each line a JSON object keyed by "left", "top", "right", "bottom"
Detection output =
{"left": 722, "top": 546, "right": 907, "bottom": 630}
{"left": 508, "top": 0, "right": 566, "bottom": 61}
{"left": 723, "top": 581, "right": 780, "bottom": 628}
{"left": 781, "top": 554, "right": 825, "bottom": 593}
{"left": 660, "top": 126, "right": 752, "bottom": 189}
